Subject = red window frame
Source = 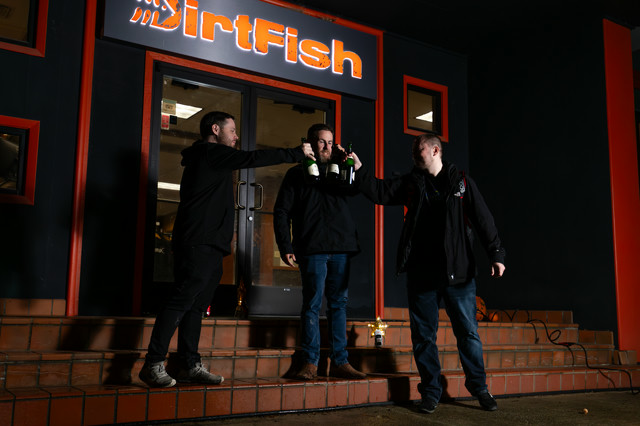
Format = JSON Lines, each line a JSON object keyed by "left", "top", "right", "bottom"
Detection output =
{"left": 0, "top": 0, "right": 49, "bottom": 57}
{"left": 0, "top": 115, "right": 40, "bottom": 205}
{"left": 403, "top": 75, "right": 449, "bottom": 142}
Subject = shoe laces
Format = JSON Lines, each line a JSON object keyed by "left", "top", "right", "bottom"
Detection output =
{"left": 150, "top": 363, "right": 168, "bottom": 374}
{"left": 193, "top": 363, "right": 208, "bottom": 373}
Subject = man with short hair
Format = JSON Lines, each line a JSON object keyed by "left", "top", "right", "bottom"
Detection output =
{"left": 354, "top": 134, "right": 505, "bottom": 413}
{"left": 273, "top": 123, "right": 366, "bottom": 381}
{"left": 139, "top": 111, "right": 313, "bottom": 388}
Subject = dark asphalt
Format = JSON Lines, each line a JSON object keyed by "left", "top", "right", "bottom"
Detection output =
{"left": 164, "top": 390, "right": 640, "bottom": 425}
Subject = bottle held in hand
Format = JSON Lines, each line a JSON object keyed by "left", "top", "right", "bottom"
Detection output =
{"left": 325, "top": 145, "right": 341, "bottom": 182}
{"left": 302, "top": 137, "right": 320, "bottom": 183}
{"left": 341, "top": 143, "right": 355, "bottom": 185}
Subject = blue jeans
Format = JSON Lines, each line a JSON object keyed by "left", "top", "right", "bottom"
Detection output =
{"left": 297, "top": 253, "right": 350, "bottom": 366}
{"left": 406, "top": 275, "right": 487, "bottom": 403}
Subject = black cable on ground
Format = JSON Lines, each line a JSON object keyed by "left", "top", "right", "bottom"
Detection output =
{"left": 526, "top": 318, "right": 639, "bottom": 395}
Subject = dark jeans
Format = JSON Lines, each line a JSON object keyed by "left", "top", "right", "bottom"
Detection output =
{"left": 406, "top": 274, "right": 487, "bottom": 403}
{"left": 297, "top": 253, "right": 350, "bottom": 366}
{"left": 146, "top": 244, "right": 223, "bottom": 368}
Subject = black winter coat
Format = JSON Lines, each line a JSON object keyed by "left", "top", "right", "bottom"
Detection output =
{"left": 172, "top": 140, "right": 304, "bottom": 254}
{"left": 273, "top": 164, "right": 360, "bottom": 256}
{"left": 357, "top": 161, "right": 505, "bottom": 284}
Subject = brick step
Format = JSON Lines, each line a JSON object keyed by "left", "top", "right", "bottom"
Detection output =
{"left": 0, "top": 315, "right": 603, "bottom": 352}
{"left": 0, "top": 341, "right": 628, "bottom": 390}
{"left": 2, "top": 366, "right": 639, "bottom": 426}
{"left": 384, "top": 307, "right": 575, "bottom": 324}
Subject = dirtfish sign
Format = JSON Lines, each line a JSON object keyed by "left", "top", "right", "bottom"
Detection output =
{"left": 104, "top": 0, "right": 378, "bottom": 99}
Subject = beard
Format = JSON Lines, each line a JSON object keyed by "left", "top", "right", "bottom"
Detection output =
{"left": 317, "top": 149, "right": 331, "bottom": 163}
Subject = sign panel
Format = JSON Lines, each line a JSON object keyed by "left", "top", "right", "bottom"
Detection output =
{"left": 104, "top": 0, "right": 378, "bottom": 99}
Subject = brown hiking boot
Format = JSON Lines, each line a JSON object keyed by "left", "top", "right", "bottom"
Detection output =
{"left": 295, "top": 363, "right": 318, "bottom": 380}
{"left": 329, "top": 363, "right": 366, "bottom": 379}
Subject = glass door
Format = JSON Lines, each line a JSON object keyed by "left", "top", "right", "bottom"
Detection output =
{"left": 245, "top": 91, "right": 329, "bottom": 316}
{"left": 145, "top": 63, "right": 333, "bottom": 317}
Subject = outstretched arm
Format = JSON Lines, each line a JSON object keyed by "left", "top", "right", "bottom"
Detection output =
{"left": 355, "top": 162, "right": 407, "bottom": 206}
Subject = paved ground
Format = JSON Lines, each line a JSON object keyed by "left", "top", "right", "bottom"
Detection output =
{"left": 165, "top": 390, "right": 639, "bottom": 425}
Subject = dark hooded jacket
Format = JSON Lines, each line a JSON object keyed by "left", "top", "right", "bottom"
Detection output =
{"left": 357, "top": 161, "right": 505, "bottom": 285}
{"left": 172, "top": 140, "right": 304, "bottom": 254}
{"left": 273, "top": 164, "right": 360, "bottom": 256}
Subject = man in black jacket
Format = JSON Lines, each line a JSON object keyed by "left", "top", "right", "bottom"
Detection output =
{"left": 273, "top": 123, "right": 366, "bottom": 381}
{"left": 139, "top": 111, "right": 313, "bottom": 388}
{"left": 355, "top": 134, "right": 505, "bottom": 413}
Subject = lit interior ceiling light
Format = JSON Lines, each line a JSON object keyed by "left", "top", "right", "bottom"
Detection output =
{"left": 416, "top": 111, "right": 433, "bottom": 122}
{"left": 175, "top": 103, "right": 202, "bottom": 119}
{"left": 158, "top": 182, "right": 181, "bottom": 191}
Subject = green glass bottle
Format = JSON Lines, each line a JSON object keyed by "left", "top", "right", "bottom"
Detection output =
{"left": 301, "top": 137, "right": 320, "bottom": 183}
{"left": 325, "top": 144, "right": 341, "bottom": 182}
{"left": 341, "top": 143, "right": 355, "bottom": 185}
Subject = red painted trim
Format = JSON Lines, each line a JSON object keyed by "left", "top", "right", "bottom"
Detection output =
{"left": 374, "top": 33, "right": 385, "bottom": 319}
{"left": 0, "top": 0, "right": 48, "bottom": 57}
{"left": 131, "top": 53, "right": 156, "bottom": 316}
{"left": 403, "top": 75, "right": 449, "bottom": 142}
{"left": 0, "top": 115, "right": 39, "bottom": 205}
{"left": 132, "top": 51, "right": 344, "bottom": 314}
{"left": 67, "top": 0, "right": 97, "bottom": 316}
{"left": 603, "top": 19, "right": 640, "bottom": 353}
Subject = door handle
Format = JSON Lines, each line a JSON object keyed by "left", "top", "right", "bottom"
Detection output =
{"left": 236, "top": 180, "right": 247, "bottom": 210}
{"left": 250, "top": 183, "right": 264, "bottom": 211}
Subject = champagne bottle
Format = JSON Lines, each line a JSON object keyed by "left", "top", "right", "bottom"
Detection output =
{"left": 301, "top": 137, "right": 320, "bottom": 183}
{"left": 341, "top": 143, "right": 355, "bottom": 185}
{"left": 325, "top": 144, "right": 341, "bottom": 182}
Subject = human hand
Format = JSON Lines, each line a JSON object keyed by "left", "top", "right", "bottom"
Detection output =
{"left": 491, "top": 262, "right": 505, "bottom": 277}
{"left": 350, "top": 151, "right": 362, "bottom": 171}
{"left": 301, "top": 143, "right": 315, "bottom": 160}
{"left": 281, "top": 253, "right": 297, "bottom": 267}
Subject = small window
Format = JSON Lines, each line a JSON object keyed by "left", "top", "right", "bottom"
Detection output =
{"left": 403, "top": 75, "right": 449, "bottom": 141}
{"left": 0, "top": 0, "right": 48, "bottom": 57}
{"left": 0, "top": 128, "right": 26, "bottom": 194}
{"left": 0, "top": 115, "right": 39, "bottom": 205}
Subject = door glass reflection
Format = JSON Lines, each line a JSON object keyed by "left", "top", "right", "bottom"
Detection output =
{"left": 252, "top": 97, "right": 325, "bottom": 288}
{"left": 153, "top": 76, "right": 242, "bottom": 285}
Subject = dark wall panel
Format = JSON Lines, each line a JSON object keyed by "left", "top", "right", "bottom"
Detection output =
{"left": 0, "top": 1, "right": 84, "bottom": 299}
{"left": 342, "top": 97, "right": 376, "bottom": 319}
{"left": 381, "top": 34, "right": 469, "bottom": 307}
{"left": 78, "top": 40, "right": 145, "bottom": 315}
{"left": 468, "top": 16, "right": 617, "bottom": 333}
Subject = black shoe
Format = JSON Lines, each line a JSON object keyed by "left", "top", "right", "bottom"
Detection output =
{"left": 419, "top": 398, "right": 438, "bottom": 414}
{"left": 477, "top": 390, "right": 497, "bottom": 411}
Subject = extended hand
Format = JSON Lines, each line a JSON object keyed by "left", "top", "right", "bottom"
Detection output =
{"left": 301, "top": 143, "right": 315, "bottom": 160}
{"left": 491, "top": 262, "right": 505, "bottom": 277}
{"left": 282, "top": 253, "right": 297, "bottom": 267}
{"left": 350, "top": 151, "right": 362, "bottom": 171}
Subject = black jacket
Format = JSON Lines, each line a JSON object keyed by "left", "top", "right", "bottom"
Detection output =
{"left": 357, "top": 161, "right": 505, "bottom": 284}
{"left": 172, "top": 140, "right": 304, "bottom": 254}
{"left": 273, "top": 164, "right": 360, "bottom": 256}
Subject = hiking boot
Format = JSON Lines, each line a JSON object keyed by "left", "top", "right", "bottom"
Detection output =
{"left": 477, "top": 390, "right": 498, "bottom": 411}
{"left": 139, "top": 361, "right": 176, "bottom": 388}
{"left": 329, "top": 363, "right": 367, "bottom": 379}
{"left": 295, "top": 363, "right": 318, "bottom": 380}
{"left": 419, "top": 398, "right": 438, "bottom": 414}
{"left": 176, "top": 362, "right": 224, "bottom": 385}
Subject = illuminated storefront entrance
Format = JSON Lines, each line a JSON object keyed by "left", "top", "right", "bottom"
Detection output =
{"left": 143, "top": 60, "right": 337, "bottom": 316}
